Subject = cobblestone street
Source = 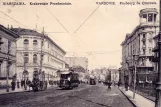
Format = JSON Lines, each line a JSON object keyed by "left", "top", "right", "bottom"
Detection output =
{"left": 0, "top": 84, "right": 134, "bottom": 107}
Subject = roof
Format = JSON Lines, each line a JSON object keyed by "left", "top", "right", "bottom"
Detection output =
{"left": 0, "top": 25, "right": 19, "bottom": 38}
{"left": 121, "top": 24, "right": 159, "bottom": 46}
{"left": 11, "top": 28, "right": 66, "bottom": 54}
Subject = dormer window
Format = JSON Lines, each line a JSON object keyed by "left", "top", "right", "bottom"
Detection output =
{"left": 24, "top": 39, "right": 29, "bottom": 45}
{"left": 33, "top": 40, "right": 38, "bottom": 45}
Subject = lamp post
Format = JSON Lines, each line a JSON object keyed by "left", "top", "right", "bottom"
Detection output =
{"left": 133, "top": 54, "right": 139, "bottom": 99}
{"left": 155, "top": 0, "right": 161, "bottom": 106}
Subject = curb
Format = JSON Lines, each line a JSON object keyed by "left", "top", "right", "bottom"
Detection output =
{"left": 135, "top": 91, "right": 155, "bottom": 102}
{"left": 119, "top": 88, "right": 137, "bottom": 107}
{"left": 0, "top": 86, "right": 57, "bottom": 95}
{"left": 0, "top": 90, "right": 29, "bottom": 95}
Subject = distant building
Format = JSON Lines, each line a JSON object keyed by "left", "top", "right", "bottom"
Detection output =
{"left": 120, "top": 8, "right": 159, "bottom": 85}
{"left": 110, "top": 69, "right": 119, "bottom": 83}
{"left": 11, "top": 28, "right": 66, "bottom": 83}
{"left": 65, "top": 57, "right": 88, "bottom": 81}
{"left": 0, "top": 25, "right": 19, "bottom": 86}
{"left": 65, "top": 57, "right": 88, "bottom": 71}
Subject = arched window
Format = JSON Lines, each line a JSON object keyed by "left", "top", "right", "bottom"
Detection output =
{"left": 33, "top": 40, "right": 38, "bottom": 45}
{"left": 24, "top": 39, "right": 29, "bottom": 45}
{"left": 24, "top": 53, "right": 29, "bottom": 63}
{"left": 33, "top": 54, "right": 37, "bottom": 63}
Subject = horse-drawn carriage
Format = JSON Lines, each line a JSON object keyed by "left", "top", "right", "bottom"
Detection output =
{"left": 26, "top": 70, "right": 47, "bottom": 92}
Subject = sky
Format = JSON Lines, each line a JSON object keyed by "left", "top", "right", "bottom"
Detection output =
{"left": 0, "top": 0, "right": 159, "bottom": 70}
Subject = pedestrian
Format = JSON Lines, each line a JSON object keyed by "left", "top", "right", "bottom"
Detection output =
{"left": 27, "top": 79, "right": 32, "bottom": 91}
{"left": 17, "top": 80, "right": 20, "bottom": 88}
{"left": 11, "top": 79, "right": 16, "bottom": 91}
{"left": 125, "top": 82, "right": 128, "bottom": 91}
{"left": 21, "top": 79, "right": 24, "bottom": 87}
{"left": 107, "top": 81, "right": 111, "bottom": 89}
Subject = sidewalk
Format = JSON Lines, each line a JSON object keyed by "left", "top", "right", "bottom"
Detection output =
{"left": 0, "top": 87, "right": 28, "bottom": 95}
{"left": 119, "top": 87, "right": 155, "bottom": 107}
{"left": 0, "top": 85, "right": 57, "bottom": 95}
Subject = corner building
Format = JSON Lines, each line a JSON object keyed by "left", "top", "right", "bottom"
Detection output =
{"left": 11, "top": 28, "right": 66, "bottom": 83}
{"left": 121, "top": 8, "right": 159, "bottom": 86}
{"left": 0, "top": 25, "right": 19, "bottom": 86}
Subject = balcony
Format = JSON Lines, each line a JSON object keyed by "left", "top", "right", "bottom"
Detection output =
{"left": 137, "top": 64, "right": 153, "bottom": 68}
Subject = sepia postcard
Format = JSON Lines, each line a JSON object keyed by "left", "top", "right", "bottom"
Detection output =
{"left": 0, "top": 0, "right": 160, "bottom": 107}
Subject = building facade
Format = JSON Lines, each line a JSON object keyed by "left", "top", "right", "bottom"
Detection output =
{"left": 120, "top": 8, "right": 159, "bottom": 85}
{"left": 0, "top": 25, "right": 19, "bottom": 86}
{"left": 11, "top": 28, "right": 66, "bottom": 83}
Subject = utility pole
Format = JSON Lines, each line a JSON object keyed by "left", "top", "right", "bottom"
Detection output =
{"left": 155, "top": 0, "right": 161, "bottom": 106}
{"left": 40, "top": 27, "right": 45, "bottom": 81}
{"left": 133, "top": 59, "right": 137, "bottom": 99}
{"left": 23, "top": 60, "right": 27, "bottom": 90}
{"left": 132, "top": 54, "right": 139, "bottom": 99}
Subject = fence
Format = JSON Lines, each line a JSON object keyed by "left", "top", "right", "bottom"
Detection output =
{"left": 129, "top": 72, "right": 157, "bottom": 101}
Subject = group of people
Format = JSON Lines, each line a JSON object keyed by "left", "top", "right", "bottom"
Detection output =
{"left": 11, "top": 78, "right": 32, "bottom": 91}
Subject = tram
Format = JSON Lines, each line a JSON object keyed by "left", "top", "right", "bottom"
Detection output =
{"left": 89, "top": 75, "right": 96, "bottom": 85}
{"left": 57, "top": 69, "right": 80, "bottom": 89}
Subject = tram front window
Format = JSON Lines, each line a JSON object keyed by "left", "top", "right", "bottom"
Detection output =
{"left": 60, "top": 74, "right": 70, "bottom": 79}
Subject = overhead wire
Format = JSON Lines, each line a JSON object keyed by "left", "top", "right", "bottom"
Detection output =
{"left": 45, "top": 6, "right": 69, "bottom": 33}
{"left": 74, "top": 0, "right": 105, "bottom": 33}
{"left": 0, "top": 10, "right": 27, "bottom": 28}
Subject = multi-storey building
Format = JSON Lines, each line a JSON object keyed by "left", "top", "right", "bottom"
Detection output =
{"left": 11, "top": 28, "right": 66, "bottom": 83}
{"left": 0, "top": 25, "right": 19, "bottom": 86}
{"left": 120, "top": 8, "right": 159, "bottom": 85}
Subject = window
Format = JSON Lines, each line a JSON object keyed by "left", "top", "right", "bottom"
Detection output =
{"left": 0, "top": 37, "right": 2, "bottom": 51}
{"left": 142, "top": 14, "right": 147, "bottom": 22}
{"left": 41, "top": 55, "right": 44, "bottom": 62}
{"left": 143, "top": 14, "right": 147, "bottom": 19}
{"left": 143, "top": 49, "right": 145, "bottom": 55}
{"left": 33, "top": 40, "right": 38, "bottom": 45}
{"left": 0, "top": 63, "right": 1, "bottom": 77}
{"left": 154, "top": 14, "right": 157, "bottom": 22}
{"left": 8, "top": 41, "right": 11, "bottom": 54}
{"left": 41, "top": 41, "right": 44, "bottom": 46}
{"left": 24, "top": 53, "right": 29, "bottom": 63}
{"left": 33, "top": 54, "right": 37, "bottom": 63}
{"left": 24, "top": 39, "right": 29, "bottom": 45}
{"left": 143, "top": 34, "right": 146, "bottom": 38}
{"left": 143, "top": 41, "right": 146, "bottom": 45}
{"left": 148, "top": 13, "right": 153, "bottom": 22}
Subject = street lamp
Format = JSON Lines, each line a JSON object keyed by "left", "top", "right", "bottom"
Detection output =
{"left": 133, "top": 54, "right": 139, "bottom": 99}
